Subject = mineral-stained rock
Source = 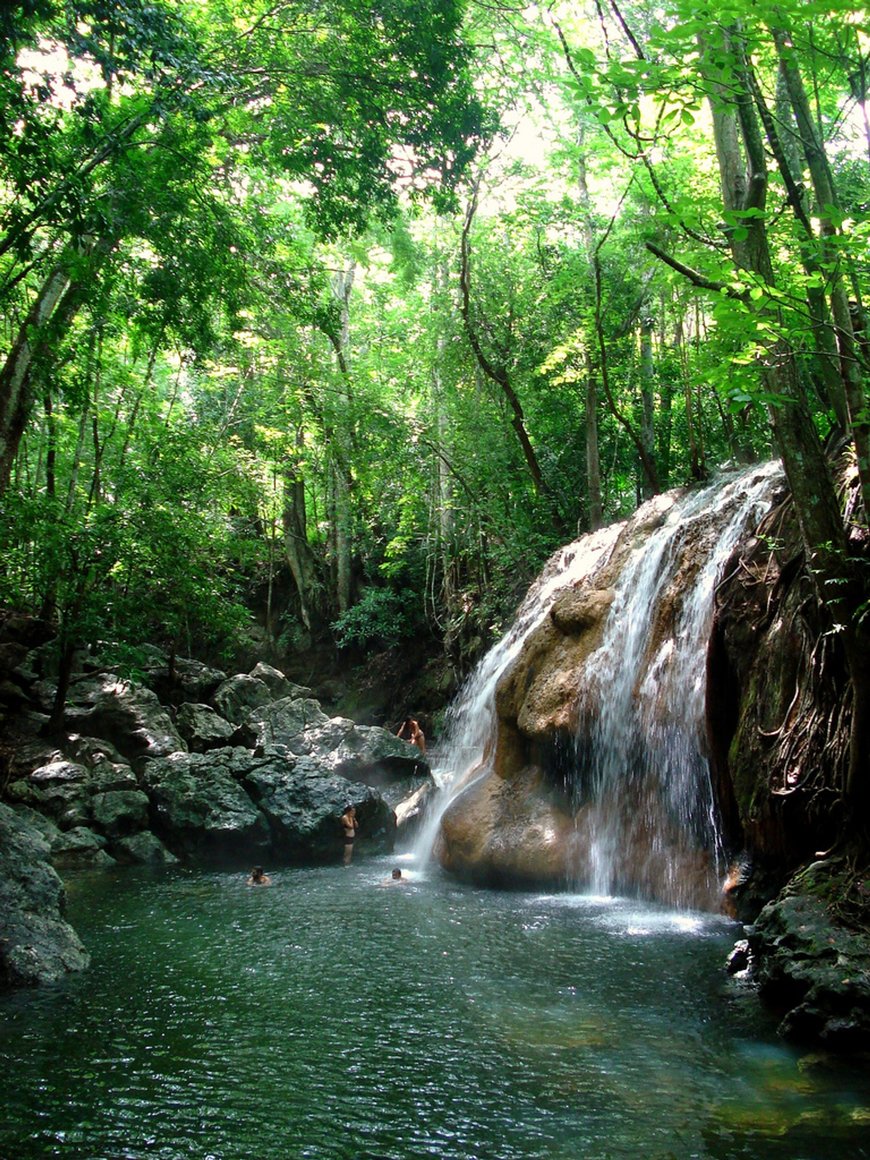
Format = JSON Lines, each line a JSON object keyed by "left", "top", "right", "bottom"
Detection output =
{"left": 439, "top": 765, "right": 574, "bottom": 886}
{"left": 0, "top": 803, "right": 90, "bottom": 987}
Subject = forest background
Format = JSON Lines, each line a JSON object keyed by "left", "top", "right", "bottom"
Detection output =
{"left": 1, "top": 0, "right": 867, "bottom": 747}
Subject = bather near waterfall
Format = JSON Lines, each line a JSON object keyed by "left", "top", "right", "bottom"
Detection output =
{"left": 434, "top": 462, "right": 785, "bottom": 910}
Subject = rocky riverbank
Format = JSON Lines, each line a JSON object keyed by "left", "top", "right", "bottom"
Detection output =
{"left": 0, "top": 622, "right": 432, "bottom": 988}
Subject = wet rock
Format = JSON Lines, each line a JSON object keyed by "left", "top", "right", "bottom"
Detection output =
{"left": 175, "top": 702, "right": 237, "bottom": 752}
{"left": 0, "top": 803, "right": 90, "bottom": 988}
{"left": 50, "top": 826, "right": 116, "bottom": 870}
{"left": 746, "top": 868, "right": 870, "bottom": 1051}
{"left": 391, "top": 779, "right": 436, "bottom": 840}
{"left": 439, "top": 766, "right": 574, "bottom": 886}
{"left": 112, "top": 831, "right": 178, "bottom": 866}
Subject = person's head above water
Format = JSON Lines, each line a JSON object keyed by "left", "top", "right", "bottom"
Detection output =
{"left": 391, "top": 867, "right": 402, "bottom": 880}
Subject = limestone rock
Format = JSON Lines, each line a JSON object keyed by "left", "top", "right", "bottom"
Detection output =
{"left": 63, "top": 675, "right": 186, "bottom": 762}
{"left": 248, "top": 661, "right": 311, "bottom": 700}
{"left": 89, "top": 789, "right": 150, "bottom": 837}
{"left": 243, "top": 696, "right": 329, "bottom": 751}
{"left": 746, "top": 868, "right": 870, "bottom": 1050}
{"left": 212, "top": 673, "right": 274, "bottom": 725}
{"left": 144, "top": 657, "right": 227, "bottom": 705}
{"left": 112, "top": 831, "right": 178, "bottom": 865}
{"left": 141, "top": 748, "right": 270, "bottom": 862}
{"left": 0, "top": 803, "right": 90, "bottom": 987}
{"left": 439, "top": 766, "right": 574, "bottom": 886}
{"left": 243, "top": 755, "right": 396, "bottom": 861}
{"left": 176, "top": 702, "right": 237, "bottom": 751}
{"left": 50, "top": 826, "right": 116, "bottom": 869}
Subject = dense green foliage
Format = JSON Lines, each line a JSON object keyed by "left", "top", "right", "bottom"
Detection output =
{"left": 0, "top": 0, "right": 867, "bottom": 702}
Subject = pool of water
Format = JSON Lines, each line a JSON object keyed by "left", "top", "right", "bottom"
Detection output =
{"left": 2, "top": 856, "right": 870, "bottom": 1159}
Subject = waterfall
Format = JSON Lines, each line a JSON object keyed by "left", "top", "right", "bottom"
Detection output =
{"left": 415, "top": 461, "right": 784, "bottom": 906}
{"left": 412, "top": 521, "right": 626, "bottom": 864}
{"left": 574, "top": 460, "right": 784, "bottom": 906}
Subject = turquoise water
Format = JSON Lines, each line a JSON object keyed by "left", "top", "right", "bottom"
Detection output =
{"left": 2, "top": 857, "right": 870, "bottom": 1159}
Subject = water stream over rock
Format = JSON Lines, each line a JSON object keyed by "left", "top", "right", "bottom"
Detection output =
{"left": 417, "top": 462, "right": 785, "bottom": 909}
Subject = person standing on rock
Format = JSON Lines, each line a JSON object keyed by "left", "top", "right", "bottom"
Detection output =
{"left": 396, "top": 717, "right": 426, "bottom": 755}
{"left": 340, "top": 804, "right": 358, "bottom": 865}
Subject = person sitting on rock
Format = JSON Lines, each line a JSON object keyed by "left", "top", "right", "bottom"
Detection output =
{"left": 247, "top": 866, "right": 272, "bottom": 886}
{"left": 396, "top": 716, "right": 426, "bottom": 755}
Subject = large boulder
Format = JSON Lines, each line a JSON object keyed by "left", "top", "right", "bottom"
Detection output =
{"left": 439, "top": 765, "right": 574, "bottom": 885}
{"left": 243, "top": 696, "right": 329, "bottom": 751}
{"left": 243, "top": 755, "right": 396, "bottom": 861}
{"left": 0, "top": 803, "right": 90, "bottom": 987}
{"left": 143, "top": 656, "right": 227, "bottom": 705}
{"left": 731, "top": 859, "right": 870, "bottom": 1050}
{"left": 211, "top": 673, "right": 275, "bottom": 725}
{"left": 244, "top": 698, "right": 428, "bottom": 784}
{"left": 6, "top": 758, "right": 141, "bottom": 837}
{"left": 141, "top": 748, "right": 270, "bottom": 863}
{"left": 175, "top": 702, "right": 237, "bottom": 752}
{"left": 61, "top": 675, "right": 186, "bottom": 763}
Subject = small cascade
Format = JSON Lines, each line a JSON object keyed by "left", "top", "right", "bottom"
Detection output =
{"left": 412, "top": 522, "right": 625, "bottom": 864}
{"left": 573, "top": 460, "right": 784, "bottom": 907}
{"left": 416, "top": 460, "right": 785, "bottom": 908}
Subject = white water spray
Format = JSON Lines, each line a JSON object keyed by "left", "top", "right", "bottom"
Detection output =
{"left": 412, "top": 521, "right": 625, "bottom": 864}
{"left": 414, "top": 461, "right": 784, "bottom": 906}
{"left": 576, "top": 460, "right": 784, "bottom": 905}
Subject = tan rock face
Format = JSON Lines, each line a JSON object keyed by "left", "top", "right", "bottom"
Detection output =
{"left": 438, "top": 765, "right": 574, "bottom": 885}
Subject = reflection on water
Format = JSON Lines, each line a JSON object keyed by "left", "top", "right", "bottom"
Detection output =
{"left": 2, "top": 861, "right": 869, "bottom": 1159}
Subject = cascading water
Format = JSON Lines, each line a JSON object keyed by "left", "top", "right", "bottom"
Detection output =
{"left": 573, "top": 459, "right": 784, "bottom": 907}
{"left": 412, "top": 521, "right": 626, "bottom": 864}
{"left": 416, "top": 460, "right": 785, "bottom": 909}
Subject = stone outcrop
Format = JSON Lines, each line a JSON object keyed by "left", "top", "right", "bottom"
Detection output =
{"left": 0, "top": 803, "right": 90, "bottom": 987}
{"left": 0, "top": 644, "right": 429, "bottom": 989}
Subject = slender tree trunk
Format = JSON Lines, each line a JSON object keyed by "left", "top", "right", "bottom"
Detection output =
{"left": 282, "top": 429, "right": 318, "bottom": 631}
{"left": 459, "top": 181, "right": 547, "bottom": 497}
{"left": 771, "top": 24, "right": 870, "bottom": 515}
{"left": 639, "top": 315, "right": 656, "bottom": 500}
{"left": 585, "top": 355, "right": 603, "bottom": 530}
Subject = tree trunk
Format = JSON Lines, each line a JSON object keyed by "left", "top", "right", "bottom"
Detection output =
{"left": 459, "top": 182, "right": 547, "bottom": 497}
{"left": 639, "top": 315, "right": 656, "bottom": 500}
